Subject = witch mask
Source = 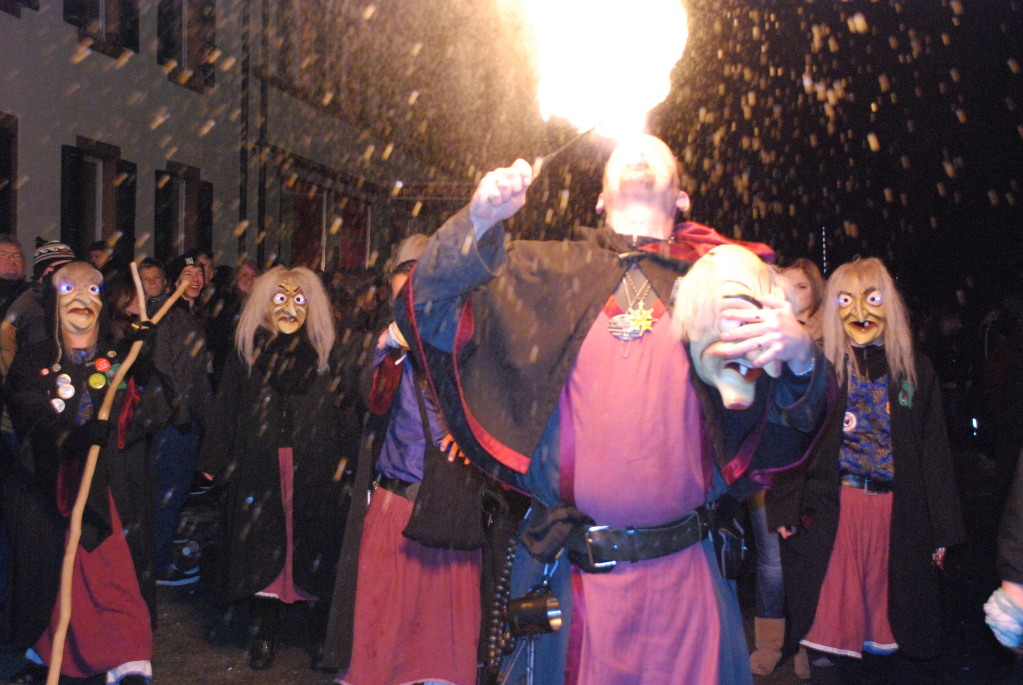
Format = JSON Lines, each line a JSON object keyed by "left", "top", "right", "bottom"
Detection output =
{"left": 836, "top": 273, "right": 887, "bottom": 347}
{"left": 55, "top": 262, "right": 103, "bottom": 337}
{"left": 675, "top": 244, "right": 784, "bottom": 410}
{"left": 271, "top": 281, "right": 307, "bottom": 334}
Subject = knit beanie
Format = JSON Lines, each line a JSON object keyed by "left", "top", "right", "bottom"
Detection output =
{"left": 165, "top": 249, "right": 202, "bottom": 285}
{"left": 33, "top": 239, "right": 76, "bottom": 280}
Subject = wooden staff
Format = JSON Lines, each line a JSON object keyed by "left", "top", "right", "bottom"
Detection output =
{"left": 47, "top": 264, "right": 189, "bottom": 685}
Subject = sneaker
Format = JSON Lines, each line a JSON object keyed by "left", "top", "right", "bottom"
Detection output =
{"left": 156, "top": 564, "right": 200, "bottom": 586}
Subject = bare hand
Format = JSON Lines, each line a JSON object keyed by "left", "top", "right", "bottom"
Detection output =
{"left": 438, "top": 433, "right": 468, "bottom": 464}
{"left": 469, "top": 159, "right": 533, "bottom": 236}
{"left": 716, "top": 293, "right": 813, "bottom": 375}
{"left": 777, "top": 526, "right": 797, "bottom": 539}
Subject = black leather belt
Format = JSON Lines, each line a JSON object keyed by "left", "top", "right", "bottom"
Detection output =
{"left": 375, "top": 474, "right": 420, "bottom": 503}
{"left": 565, "top": 507, "right": 711, "bottom": 573}
{"left": 840, "top": 471, "right": 894, "bottom": 493}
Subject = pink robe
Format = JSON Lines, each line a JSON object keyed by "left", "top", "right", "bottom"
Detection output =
{"left": 559, "top": 306, "right": 721, "bottom": 685}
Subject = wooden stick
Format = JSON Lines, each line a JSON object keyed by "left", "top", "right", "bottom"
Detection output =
{"left": 46, "top": 267, "right": 189, "bottom": 685}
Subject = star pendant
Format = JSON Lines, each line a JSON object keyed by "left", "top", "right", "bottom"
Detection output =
{"left": 625, "top": 305, "right": 656, "bottom": 336}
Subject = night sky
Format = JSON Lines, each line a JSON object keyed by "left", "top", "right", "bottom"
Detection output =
{"left": 508, "top": 0, "right": 1022, "bottom": 315}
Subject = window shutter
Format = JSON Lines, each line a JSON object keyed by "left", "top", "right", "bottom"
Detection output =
{"left": 115, "top": 159, "right": 136, "bottom": 264}
{"left": 197, "top": 0, "right": 216, "bottom": 88}
{"left": 156, "top": 0, "right": 181, "bottom": 66}
{"left": 0, "top": 122, "right": 14, "bottom": 235}
{"left": 198, "top": 180, "right": 213, "bottom": 253}
{"left": 120, "top": 0, "right": 139, "bottom": 52}
{"left": 63, "top": 0, "right": 88, "bottom": 28}
{"left": 154, "top": 171, "right": 175, "bottom": 263}
{"left": 60, "top": 145, "right": 86, "bottom": 254}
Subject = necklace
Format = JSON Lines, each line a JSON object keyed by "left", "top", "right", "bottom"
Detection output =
{"left": 607, "top": 269, "right": 658, "bottom": 356}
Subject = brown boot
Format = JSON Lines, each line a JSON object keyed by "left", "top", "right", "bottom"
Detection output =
{"left": 749, "top": 617, "right": 785, "bottom": 676}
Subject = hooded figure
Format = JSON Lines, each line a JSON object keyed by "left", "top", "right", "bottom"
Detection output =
{"left": 199, "top": 266, "right": 353, "bottom": 672}
{"left": 772, "top": 257, "right": 964, "bottom": 683}
{"left": 2, "top": 261, "right": 170, "bottom": 684}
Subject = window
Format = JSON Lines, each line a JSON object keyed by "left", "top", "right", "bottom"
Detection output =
{"left": 267, "top": 0, "right": 330, "bottom": 102}
{"left": 1, "top": 0, "right": 38, "bottom": 19}
{"left": 60, "top": 139, "right": 136, "bottom": 263}
{"left": 158, "top": 0, "right": 216, "bottom": 92}
{"left": 154, "top": 163, "right": 212, "bottom": 263}
{"left": 63, "top": 0, "right": 139, "bottom": 57}
{"left": 0, "top": 113, "right": 16, "bottom": 236}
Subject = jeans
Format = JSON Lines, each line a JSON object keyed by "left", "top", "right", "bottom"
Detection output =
{"left": 748, "top": 491, "right": 785, "bottom": 619}
{"left": 152, "top": 423, "right": 199, "bottom": 572}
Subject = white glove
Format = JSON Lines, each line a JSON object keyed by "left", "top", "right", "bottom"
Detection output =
{"left": 984, "top": 587, "right": 1023, "bottom": 652}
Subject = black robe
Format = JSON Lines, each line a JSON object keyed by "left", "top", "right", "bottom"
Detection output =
{"left": 198, "top": 332, "right": 354, "bottom": 607}
{"left": 2, "top": 335, "right": 169, "bottom": 647}
{"left": 772, "top": 348, "right": 965, "bottom": 659}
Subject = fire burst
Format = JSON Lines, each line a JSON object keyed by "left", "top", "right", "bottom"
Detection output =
{"left": 518, "top": 0, "right": 689, "bottom": 139}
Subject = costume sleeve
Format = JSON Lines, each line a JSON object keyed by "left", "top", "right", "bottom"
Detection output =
{"left": 397, "top": 206, "right": 506, "bottom": 353}
{"left": 998, "top": 450, "right": 1023, "bottom": 584}
{"left": 770, "top": 345, "right": 829, "bottom": 433}
{"left": 917, "top": 355, "right": 965, "bottom": 548}
{"left": 153, "top": 308, "right": 213, "bottom": 428}
{"left": 196, "top": 352, "right": 244, "bottom": 478}
{"left": 365, "top": 344, "right": 403, "bottom": 415}
{"left": 3, "top": 349, "right": 57, "bottom": 442}
{"left": 765, "top": 361, "right": 843, "bottom": 533}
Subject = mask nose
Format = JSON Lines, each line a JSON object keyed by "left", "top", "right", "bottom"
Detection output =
{"left": 852, "top": 297, "right": 867, "bottom": 322}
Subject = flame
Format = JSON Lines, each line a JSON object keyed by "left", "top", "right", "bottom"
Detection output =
{"left": 519, "top": 0, "right": 688, "bottom": 139}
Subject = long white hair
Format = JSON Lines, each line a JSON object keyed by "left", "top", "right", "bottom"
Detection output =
{"left": 235, "top": 266, "right": 335, "bottom": 369}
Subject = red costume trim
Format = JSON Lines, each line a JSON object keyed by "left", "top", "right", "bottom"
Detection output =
{"left": 403, "top": 267, "right": 532, "bottom": 475}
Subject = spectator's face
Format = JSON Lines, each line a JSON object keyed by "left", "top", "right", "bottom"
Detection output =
{"left": 198, "top": 255, "right": 214, "bottom": 284}
{"left": 177, "top": 265, "right": 205, "bottom": 302}
{"left": 236, "top": 264, "right": 258, "bottom": 295}
{"left": 89, "top": 249, "right": 110, "bottom": 270}
{"left": 0, "top": 244, "right": 24, "bottom": 280}
{"left": 784, "top": 270, "right": 814, "bottom": 319}
{"left": 140, "top": 266, "right": 167, "bottom": 298}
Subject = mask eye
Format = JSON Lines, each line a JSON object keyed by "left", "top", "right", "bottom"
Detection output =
{"left": 58, "top": 283, "right": 73, "bottom": 294}
{"left": 837, "top": 294, "right": 852, "bottom": 307}
{"left": 272, "top": 292, "right": 287, "bottom": 305}
{"left": 293, "top": 293, "right": 306, "bottom": 306}
{"left": 867, "top": 292, "right": 883, "bottom": 306}
{"left": 88, "top": 284, "right": 101, "bottom": 295}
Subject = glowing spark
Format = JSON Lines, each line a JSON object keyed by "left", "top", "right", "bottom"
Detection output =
{"left": 520, "top": 0, "right": 688, "bottom": 139}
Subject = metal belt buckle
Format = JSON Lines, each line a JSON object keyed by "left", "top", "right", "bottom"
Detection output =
{"left": 585, "top": 525, "right": 617, "bottom": 570}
